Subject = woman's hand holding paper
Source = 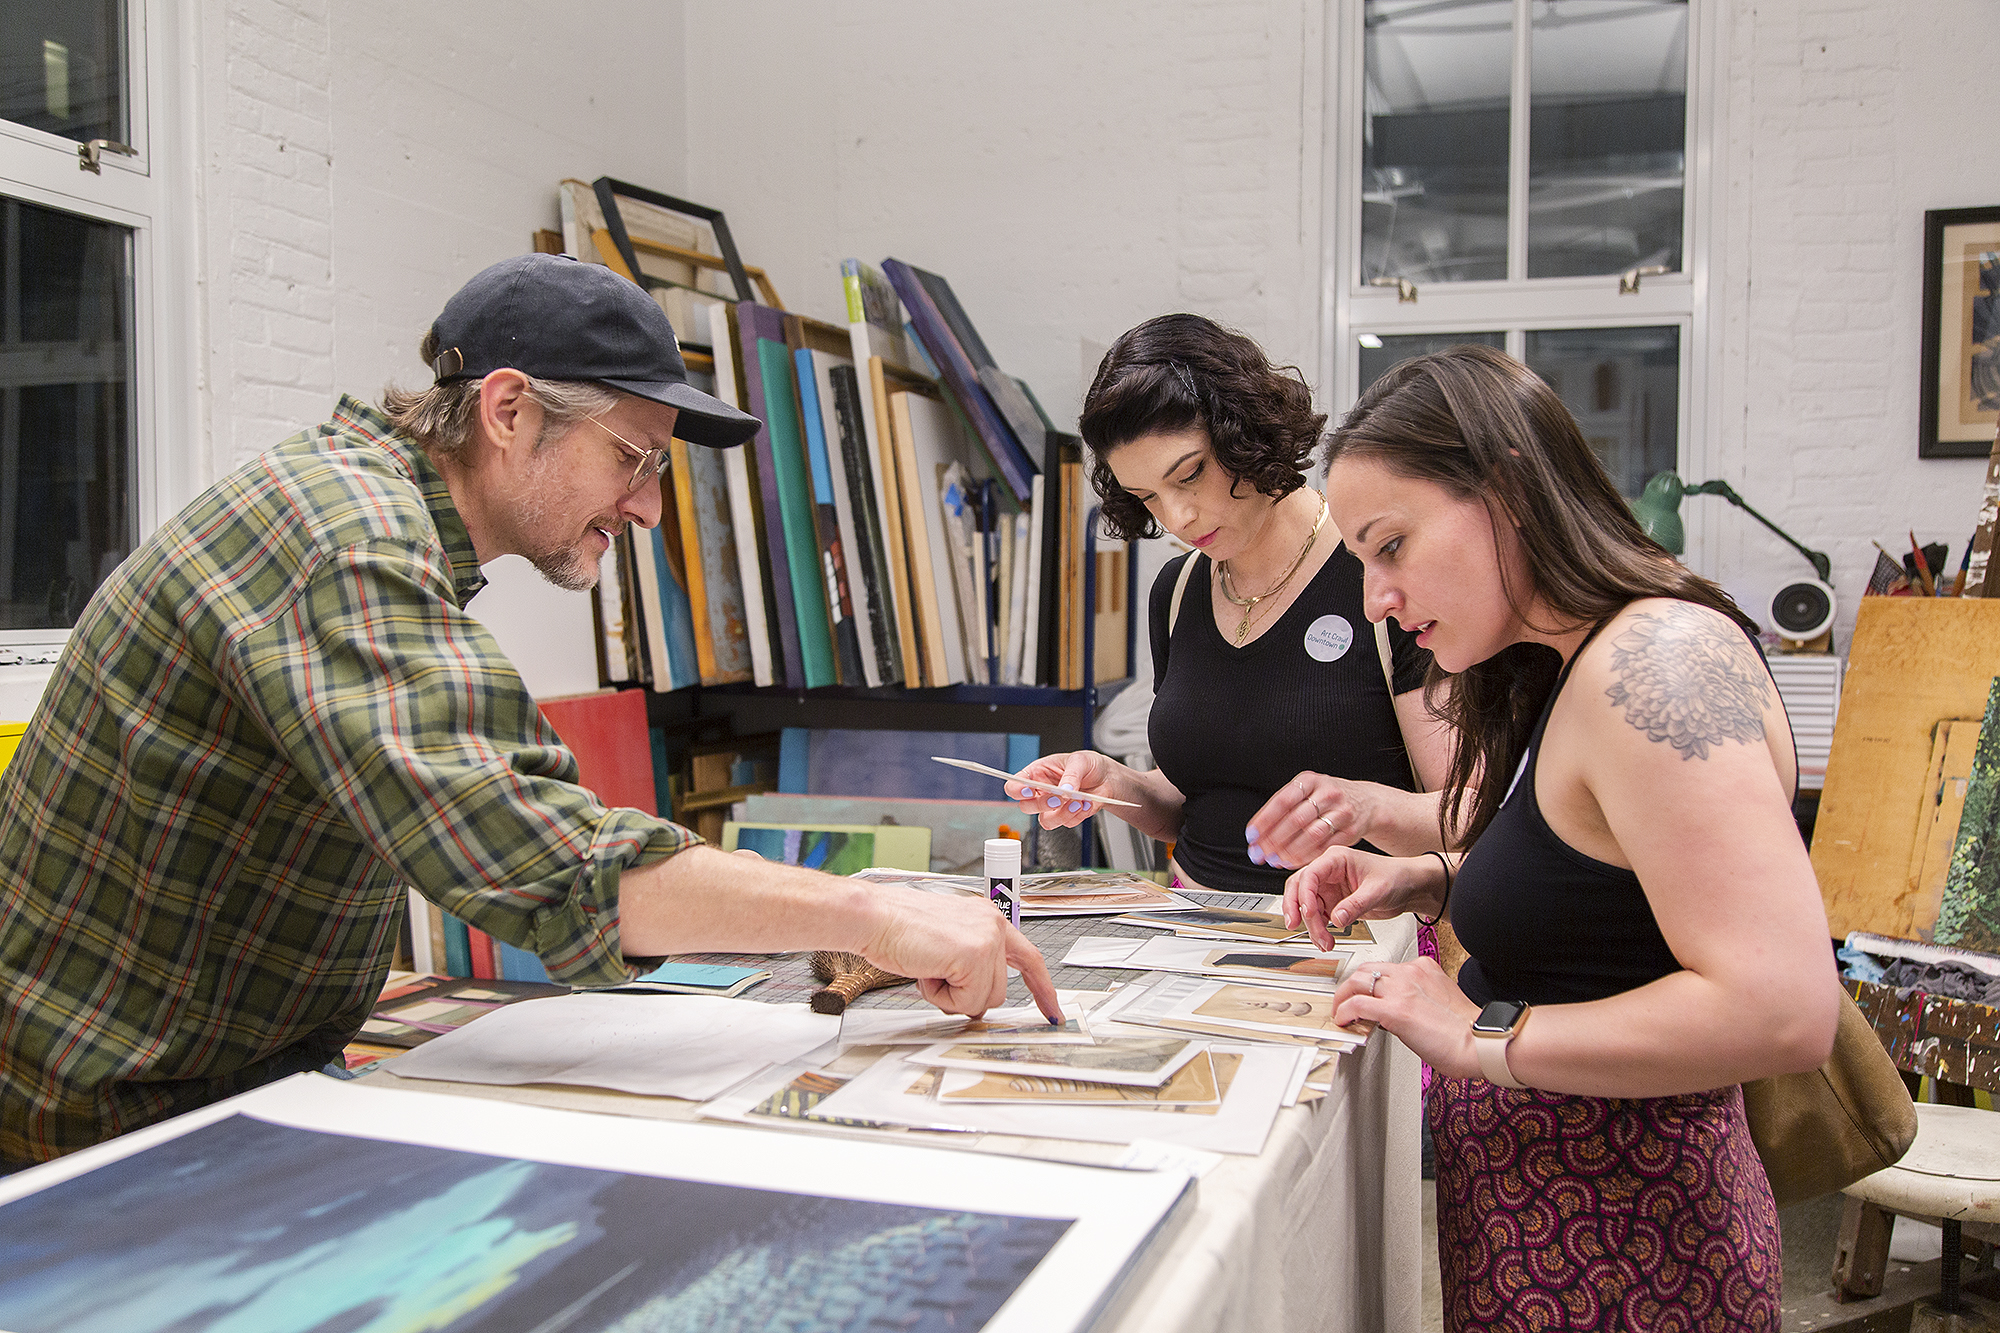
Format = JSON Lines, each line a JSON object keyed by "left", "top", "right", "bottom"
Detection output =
{"left": 1281, "top": 847, "right": 1446, "bottom": 950}
{"left": 1328, "top": 956, "right": 1480, "bottom": 1078}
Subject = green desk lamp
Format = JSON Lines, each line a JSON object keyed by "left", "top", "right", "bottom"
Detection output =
{"left": 1631, "top": 472, "right": 1832, "bottom": 583}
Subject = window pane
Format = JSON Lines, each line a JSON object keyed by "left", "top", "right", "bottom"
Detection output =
{"left": 1, "top": 196, "right": 135, "bottom": 630}
{"left": 1528, "top": 0, "right": 1687, "bottom": 279}
{"left": 1362, "top": 0, "right": 1513, "bottom": 285}
{"left": 1357, "top": 331, "right": 1507, "bottom": 395}
{"left": 1523, "top": 326, "right": 1679, "bottom": 499}
{"left": 0, "top": 1, "right": 125, "bottom": 145}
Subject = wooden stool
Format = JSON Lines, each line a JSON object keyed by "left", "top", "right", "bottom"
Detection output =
{"left": 1834, "top": 1103, "right": 2000, "bottom": 1330}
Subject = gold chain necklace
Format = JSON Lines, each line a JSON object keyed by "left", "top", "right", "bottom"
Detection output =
{"left": 1218, "top": 498, "right": 1327, "bottom": 645}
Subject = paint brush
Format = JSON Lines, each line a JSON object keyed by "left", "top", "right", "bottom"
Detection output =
{"left": 1909, "top": 531, "right": 1936, "bottom": 597}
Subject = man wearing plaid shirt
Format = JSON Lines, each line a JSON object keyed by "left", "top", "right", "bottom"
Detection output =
{"left": 0, "top": 255, "right": 1059, "bottom": 1167}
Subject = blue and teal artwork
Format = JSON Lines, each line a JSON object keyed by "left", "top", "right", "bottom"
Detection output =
{"left": 732, "top": 826, "right": 877, "bottom": 876}
{"left": 0, "top": 1115, "right": 1070, "bottom": 1332}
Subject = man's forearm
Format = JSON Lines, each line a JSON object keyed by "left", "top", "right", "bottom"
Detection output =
{"left": 615, "top": 845, "right": 884, "bottom": 957}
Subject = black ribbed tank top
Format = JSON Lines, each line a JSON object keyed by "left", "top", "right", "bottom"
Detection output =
{"left": 1453, "top": 621, "right": 1685, "bottom": 1007}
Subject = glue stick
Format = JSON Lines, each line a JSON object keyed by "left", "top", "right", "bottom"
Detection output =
{"left": 985, "top": 836, "right": 1021, "bottom": 928}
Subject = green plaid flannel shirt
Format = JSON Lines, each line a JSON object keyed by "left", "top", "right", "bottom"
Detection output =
{"left": 0, "top": 396, "right": 693, "bottom": 1161}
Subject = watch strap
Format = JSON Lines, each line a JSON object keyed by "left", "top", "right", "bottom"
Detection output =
{"left": 1473, "top": 1028, "right": 1527, "bottom": 1089}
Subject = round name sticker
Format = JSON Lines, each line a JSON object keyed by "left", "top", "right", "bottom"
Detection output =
{"left": 1303, "top": 614, "right": 1354, "bottom": 663}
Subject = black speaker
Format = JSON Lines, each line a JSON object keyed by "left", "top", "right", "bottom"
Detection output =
{"left": 1770, "top": 579, "right": 1836, "bottom": 642}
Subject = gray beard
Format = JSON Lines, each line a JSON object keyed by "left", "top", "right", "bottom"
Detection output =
{"left": 524, "top": 539, "right": 600, "bottom": 592}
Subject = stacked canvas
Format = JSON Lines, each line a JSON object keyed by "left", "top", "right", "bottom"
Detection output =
{"left": 563, "top": 221, "right": 1126, "bottom": 694}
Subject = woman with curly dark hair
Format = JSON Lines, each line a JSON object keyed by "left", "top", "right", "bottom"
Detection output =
{"left": 1286, "top": 345, "right": 1836, "bottom": 1332}
{"left": 1004, "top": 313, "right": 1453, "bottom": 894}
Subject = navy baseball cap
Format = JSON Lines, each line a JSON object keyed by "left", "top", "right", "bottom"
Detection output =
{"left": 428, "top": 252, "right": 760, "bottom": 449}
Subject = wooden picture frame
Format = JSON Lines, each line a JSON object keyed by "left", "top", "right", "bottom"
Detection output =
{"left": 592, "top": 178, "right": 759, "bottom": 306}
{"left": 1920, "top": 205, "right": 2000, "bottom": 458}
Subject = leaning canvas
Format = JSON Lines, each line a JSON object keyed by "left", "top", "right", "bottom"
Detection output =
{"left": 722, "top": 821, "right": 932, "bottom": 874}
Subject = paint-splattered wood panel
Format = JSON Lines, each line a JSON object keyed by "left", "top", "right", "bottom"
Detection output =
{"left": 1850, "top": 977, "right": 2000, "bottom": 1094}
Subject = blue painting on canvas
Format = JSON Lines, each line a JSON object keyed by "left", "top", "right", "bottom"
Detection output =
{"left": 779, "top": 728, "right": 1040, "bottom": 801}
{"left": 0, "top": 1115, "right": 1070, "bottom": 1332}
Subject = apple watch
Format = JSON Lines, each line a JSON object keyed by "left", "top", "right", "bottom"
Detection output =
{"left": 1470, "top": 999, "right": 1531, "bottom": 1089}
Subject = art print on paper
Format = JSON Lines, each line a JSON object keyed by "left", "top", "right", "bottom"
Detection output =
{"left": 1921, "top": 206, "right": 2000, "bottom": 457}
{"left": 1121, "top": 907, "right": 1311, "bottom": 941}
{"left": 1192, "top": 984, "right": 1367, "bottom": 1039}
{"left": 1205, "top": 950, "right": 1345, "bottom": 980}
{"left": 921, "top": 1038, "right": 1195, "bottom": 1084}
{"left": 941, "top": 1051, "right": 1238, "bottom": 1113}
{"left": 0, "top": 1115, "right": 1069, "bottom": 1333}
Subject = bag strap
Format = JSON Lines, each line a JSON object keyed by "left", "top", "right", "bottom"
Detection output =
{"left": 1166, "top": 550, "right": 1203, "bottom": 636}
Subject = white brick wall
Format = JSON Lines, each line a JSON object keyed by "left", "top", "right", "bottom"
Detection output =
{"left": 199, "top": 0, "right": 337, "bottom": 472}
{"left": 193, "top": 0, "right": 689, "bottom": 475}
{"left": 1707, "top": 0, "right": 1992, "bottom": 647}
{"left": 185, "top": 0, "right": 1993, "bottom": 655}
{"left": 683, "top": 0, "right": 1326, "bottom": 426}
{"left": 324, "top": 1, "right": 690, "bottom": 413}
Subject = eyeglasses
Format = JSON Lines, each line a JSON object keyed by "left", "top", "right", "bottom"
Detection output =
{"left": 583, "top": 416, "right": 669, "bottom": 493}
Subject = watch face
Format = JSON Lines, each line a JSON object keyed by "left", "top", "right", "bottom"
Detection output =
{"left": 1472, "top": 1000, "right": 1528, "bottom": 1035}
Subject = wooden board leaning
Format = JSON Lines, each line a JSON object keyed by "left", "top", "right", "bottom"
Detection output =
{"left": 1811, "top": 597, "right": 2000, "bottom": 940}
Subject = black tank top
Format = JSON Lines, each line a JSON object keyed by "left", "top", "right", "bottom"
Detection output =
{"left": 1453, "top": 619, "right": 1715, "bottom": 1007}
{"left": 1147, "top": 546, "right": 1431, "bottom": 893}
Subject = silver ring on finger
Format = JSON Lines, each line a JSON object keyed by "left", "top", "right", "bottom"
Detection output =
{"left": 1367, "top": 970, "right": 1384, "bottom": 996}
{"left": 1316, "top": 814, "right": 1337, "bottom": 839}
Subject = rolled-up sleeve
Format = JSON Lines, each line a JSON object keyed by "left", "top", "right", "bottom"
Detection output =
{"left": 231, "top": 538, "right": 691, "bottom": 986}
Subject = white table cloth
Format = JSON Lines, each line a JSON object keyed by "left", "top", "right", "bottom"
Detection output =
{"left": 364, "top": 915, "right": 1424, "bottom": 1333}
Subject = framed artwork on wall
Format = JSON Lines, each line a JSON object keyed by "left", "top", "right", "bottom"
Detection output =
{"left": 1921, "top": 205, "right": 2000, "bottom": 458}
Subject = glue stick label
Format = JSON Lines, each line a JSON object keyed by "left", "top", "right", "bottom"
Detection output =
{"left": 989, "top": 878, "right": 1019, "bottom": 926}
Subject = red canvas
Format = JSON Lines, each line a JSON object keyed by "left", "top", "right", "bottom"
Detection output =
{"left": 538, "top": 688, "right": 658, "bottom": 815}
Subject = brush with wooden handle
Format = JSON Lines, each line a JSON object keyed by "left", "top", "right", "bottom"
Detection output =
{"left": 808, "top": 951, "right": 911, "bottom": 1014}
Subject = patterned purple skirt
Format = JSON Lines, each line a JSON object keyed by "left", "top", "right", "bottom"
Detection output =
{"left": 1429, "top": 1076, "right": 1780, "bottom": 1332}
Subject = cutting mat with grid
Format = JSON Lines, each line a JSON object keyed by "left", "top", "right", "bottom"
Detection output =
{"left": 667, "top": 890, "right": 1280, "bottom": 1010}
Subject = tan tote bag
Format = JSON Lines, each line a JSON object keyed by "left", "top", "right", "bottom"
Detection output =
{"left": 1739, "top": 984, "right": 1918, "bottom": 1208}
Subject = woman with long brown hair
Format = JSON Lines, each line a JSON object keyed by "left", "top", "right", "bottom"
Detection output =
{"left": 1285, "top": 345, "right": 1836, "bottom": 1332}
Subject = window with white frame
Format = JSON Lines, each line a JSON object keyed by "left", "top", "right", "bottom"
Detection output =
{"left": 1331, "top": 0, "right": 1712, "bottom": 499}
{"left": 0, "top": 0, "right": 180, "bottom": 633}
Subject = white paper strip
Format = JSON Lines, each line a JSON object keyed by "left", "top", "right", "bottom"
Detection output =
{"left": 384, "top": 993, "right": 839, "bottom": 1100}
{"left": 1281, "top": 1047, "right": 1316, "bottom": 1107}
{"left": 1116, "top": 1139, "right": 1228, "bottom": 1178}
